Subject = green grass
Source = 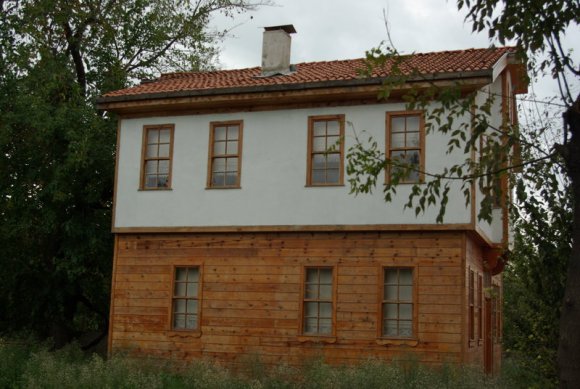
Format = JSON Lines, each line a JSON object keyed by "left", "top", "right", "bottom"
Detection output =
{"left": 0, "top": 338, "right": 553, "bottom": 389}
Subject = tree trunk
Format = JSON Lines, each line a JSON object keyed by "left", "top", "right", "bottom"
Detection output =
{"left": 558, "top": 95, "right": 580, "bottom": 388}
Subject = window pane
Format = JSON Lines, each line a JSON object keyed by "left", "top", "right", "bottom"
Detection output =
{"left": 187, "top": 268, "right": 199, "bottom": 282}
{"left": 385, "top": 303, "right": 397, "bottom": 319}
{"left": 145, "top": 160, "right": 158, "bottom": 174}
{"left": 305, "top": 302, "right": 318, "bottom": 317}
{"left": 313, "top": 121, "right": 326, "bottom": 137}
{"left": 311, "top": 170, "right": 325, "bottom": 184}
{"left": 157, "top": 175, "right": 169, "bottom": 188}
{"left": 399, "top": 321, "right": 412, "bottom": 337}
{"left": 227, "top": 125, "right": 239, "bottom": 139}
{"left": 305, "top": 285, "right": 318, "bottom": 299}
{"left": 306, "top": 269, "right": 318, "bottom": 283}
{"left": 159, "top": 129, "right": 171, "bottom": 143}
{"left": 225, "top": 172, "right": 238, "bottom": 186}
{"left": 320, "top": 269, "right": 332, "bottom": 283}
{"left": 406, "top": 151, "right": 420, "bottom": 182}
{"left": 187, "top": 299, "right": 198, "bottom": 313}
{"left": 319, "top": 285, "right": 332, "bottom": 299}
{"left": 312, "top": 137, "right": 326, "bottom": 152}
{"left": 176, "top": 268, "right": 188, "bottom": 281}
{"left": 175, "top": 283, "right": 186, "bottom": 297}
{"left": 173, "top": 314, "right": 185, "bottom": 329}
{"left": 400, "top": 286, "right": 413, "bottom": 301}
{"left": 399, "top": 303, "right": 413, "bottom": 320}
{"left": 226, "top": 141, "right": 238, "bottom": 154}
{"left": 326, "top": 153, "right": 340, "bottom": 170}
{"left": 146, "top": 144, "right": 158, "bottom": 158}
{"left": 174, "top": 299, "right": 186, "bottom": 313}
{"left": 319, "top": 302, "right": 332, "bottom": 318}
{"left": 212, "top": 173, "right": 224, "bottom": 186}
{"left": 326, "top": 169, "right": 339, "bottom": 184}
{"left": 391, "top": 117, "right": 405, "bottom": 132}
{"left": 407, "top": 132, "right": 420, "bottom": 147}
{"left": 186, "top": 283, "right": 198, "bottom": 298}
{"left": 213, "top": 158, "right": 226, "bottom": 173}
{"left": 226, "top": 158, "right": 238, "bottom": 172}
{"left": 319, "top": 319, "right": 332, "bottom": 334}
{"left": 145, "top": 175, "right": 157, "bottom": 188}
{"left": 326, "top": 135, "right": 340, "bottom": 151}
{"left": 391, "top": 133, "right": 405, "bottom": 148}
{"left": 326, "top": 120, "right": 340, "bottom": 136}
{"left": 406, "top": 116, "right": 420, "bottom": 132}
{"left": 185, "top": 314, "right": 197, "bottom": 329}
{"left": 385, "top": 285, "right": 398, "bottom": 300}
{"left": 384, "top": 320, "right": 398, "bottom": 336}
{"left": 158, "top": 144, "right": 170, "bottom": 158}
{"left": 147, "top": 129, "right": 159, "bottom": 143}
{"left": 385, "top": 269, "right": 398, "bottom": 285}
{"left": 213, "top": 141, "right": 226, "bottom": 155}
{"left": 304, "top": 318, "right": 318, "bottom": 334}
{"left": 400, "top": 269, "right": 413, "bottom": 285}
{"left": 158, "top": 160, "right": 169, "bottom": 174}
{"left": 312, "top": 154, "right": 326, "bottom": 169}
{"left": 214, "top": 126, "right": 227, "bottom": 140}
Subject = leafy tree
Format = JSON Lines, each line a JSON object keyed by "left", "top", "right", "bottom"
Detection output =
{"left": 347, "top": 0, "right": 578, "bottom": 386}
{"left": 0, "top": 0, "right": 264, "bottom": 347}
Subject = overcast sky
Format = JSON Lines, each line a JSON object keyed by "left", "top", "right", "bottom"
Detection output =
{"left": 209, "top": 0, "right": 579, "bottom": 100}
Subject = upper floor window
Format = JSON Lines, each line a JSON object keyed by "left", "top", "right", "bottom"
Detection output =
{"left": 381, "top": 267, "right": 415, "bottom": 338}
{"left": 207, "top": 121, "right": 243, "bottom": 188}
{"left": 307, "top": 115, "right": 344, "bottom": 186}
{"left": 302, "top": 267, "right": 335, "bottom": 336}
{"left": 172, "top": 266, "right": 201, "bottom": 330}
{"left": 141, "top": 124, "right": 174, "bottom": 189}
{"left": 386, "top": 111, "right": 424, "bottom": 183}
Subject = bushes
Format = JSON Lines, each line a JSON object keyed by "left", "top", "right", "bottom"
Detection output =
{"left": 0, "top": 340, "right": 541, "bottom": 389}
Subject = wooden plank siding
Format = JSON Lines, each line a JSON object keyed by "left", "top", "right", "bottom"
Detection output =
{"left": 110, "top": 231, "right": 473, "bottom": 367}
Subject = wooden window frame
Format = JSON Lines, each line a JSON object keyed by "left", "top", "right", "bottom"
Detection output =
{"left": 468, "top": 269, "right": 475, "bottom": 346}
{"left": 379, "top": 266, "right": 418, "bottom": 340}
{"left": 206, "top": 120, "right": 243, "bottom": 189}
{"left": 385, "top": 111, "right": 425, "bottom": 184}
{"left": 306, "top": 115, "right": 345, "bottom": 187}
{"left": 299, "top": 266, "right": 337, "bottom": 338}
{"left": 477, "top": 274, "right": 483, "bottom": 345}
{"left": 170, "top": 265, "right": 202, "bottom": 333}
{"left": 140, "top": 124, "right": 175, "bottom": 190}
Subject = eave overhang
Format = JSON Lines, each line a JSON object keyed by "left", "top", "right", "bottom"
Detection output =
{"left": 96, "top": 69, "right": 494, "bottom": 117}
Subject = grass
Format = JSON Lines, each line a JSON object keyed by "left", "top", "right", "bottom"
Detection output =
{"left": 0, "top": 338, "right": 553, "bottom": 389}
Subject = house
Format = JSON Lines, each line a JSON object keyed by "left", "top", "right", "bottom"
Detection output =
{"left": 97, "top": 25, "right": 527, "bottom": 373}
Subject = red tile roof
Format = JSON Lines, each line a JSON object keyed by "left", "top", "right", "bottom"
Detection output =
{"left": 102, "top": 47, "right": 514, "bottom": 99}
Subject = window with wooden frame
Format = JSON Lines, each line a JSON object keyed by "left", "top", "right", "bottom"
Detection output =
{"left": 381, "top": 267, "right": 416, "bottom": 338}
{"left": 468, "top": 269, "right": 475, "bottom": 344}
{"left": 307, "top": 115, "right": 345, "bottom": 186}
{"left": 207, "top": 121, "right": 243, "bottom": 188}
{"left": 302, "top": 267, "right": 335, "bottom": 336}
{"left": 171, "top": 266, "right": 201, "bottom": 330}
{"left": 141, "top": 124, "right": 174, "bottom": 189}
{"left": 477, "top": 274, "right": 483, "bottom": 344}
{"left": 386, "top": 111, "right": 424, "bottom": 184}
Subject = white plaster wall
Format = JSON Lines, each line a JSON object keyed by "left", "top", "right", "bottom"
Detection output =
{"left": 474, "top": 75, "right": 505, "bottom": 243}
{"left": 115, "top": 102, "right": 476, "bottom": 228}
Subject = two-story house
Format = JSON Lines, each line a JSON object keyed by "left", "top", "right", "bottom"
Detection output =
{"left": 97, "top": 25, "right": 526, "bottom": 374}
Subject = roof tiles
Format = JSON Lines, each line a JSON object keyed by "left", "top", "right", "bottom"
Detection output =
{"left": 103, "top": 47, "right": 514, "bottom": 99}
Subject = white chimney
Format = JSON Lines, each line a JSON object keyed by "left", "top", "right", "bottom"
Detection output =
{"left": 261, "top": 25, "right": 296, "bottom": 77}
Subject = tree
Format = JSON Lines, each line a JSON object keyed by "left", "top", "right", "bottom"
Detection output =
{"left": 0, "top": 0, "right": 264, "bottom": 348}
{"left": 347, "top": 0, "right": 578, "bottom": 386}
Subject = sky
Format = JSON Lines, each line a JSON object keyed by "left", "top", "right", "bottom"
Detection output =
{"left": 209, "top": 0, "right": 579, "bottom": 101}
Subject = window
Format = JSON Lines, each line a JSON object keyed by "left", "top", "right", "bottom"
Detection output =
{"left": 302, "top": 267, "right": 334, "bottom": 335}
{"left": 386, "top": 111, "right": 424, "bottom": 183}
{"left": 468, "top": 270, "right": 475, "bottom": 344}
{"left": 172, "top": 267, "right": 200, "bottom": 330}
{"left": 141, "top": 124, "right": 174, "bottom": 189}
{"left": 477, "top": 274, "right": 483, "bottom": 343}
{"left": 381, "top": 267, "right": 415, "bottom": 338}
{"left": 307, "top": 115, "right": 344, "bottom": 186}
{"left": 207, "top": 121, "right": 243, "bottom": 188}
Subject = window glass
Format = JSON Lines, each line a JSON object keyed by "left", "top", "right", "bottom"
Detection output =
{"left": 382, "top": 267, "right": 414, "bottom": 338}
